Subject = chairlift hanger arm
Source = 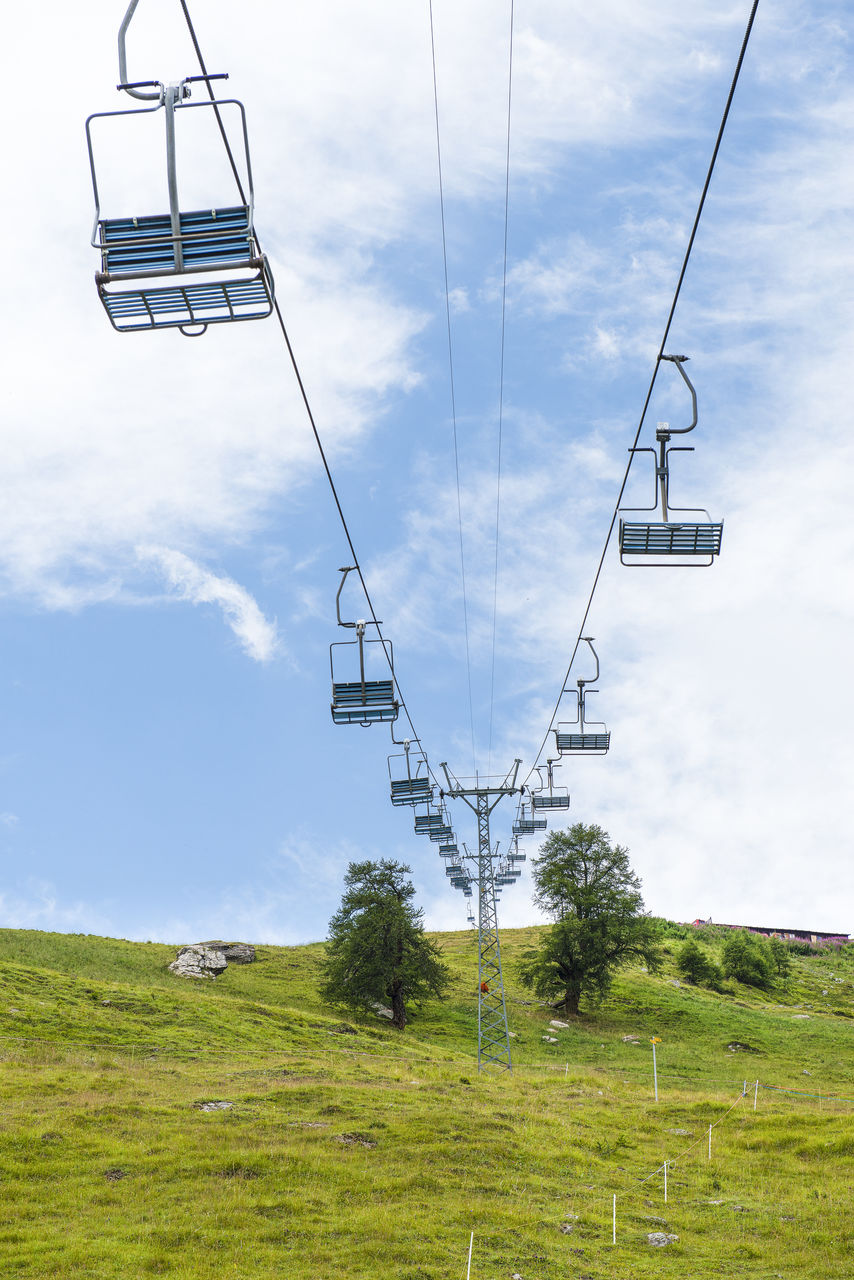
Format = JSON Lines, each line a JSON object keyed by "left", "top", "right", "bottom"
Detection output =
{"left": 335, "top": 565, "right": 382, "bottom": 631}
{"left": 579, "top": 636, "right": 600, "bottom": 685}
{"left": 118, "top": 0, "right": 159, "bottom": 99}
{"left": 659, "top": 354, "right": 698, "bottom": 434}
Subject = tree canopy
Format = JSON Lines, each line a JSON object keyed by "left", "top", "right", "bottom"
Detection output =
{"left": 676, "top": 937, "right": 722, "bottom": 988}
{"left": 320, "top": 859, "right": 450, "bottom": 1030}
{"left": 720, "top": 930, "right": 789, "bottom": 990}
{"left": 518, "top": 823, "right": 660, "bottom": 1016}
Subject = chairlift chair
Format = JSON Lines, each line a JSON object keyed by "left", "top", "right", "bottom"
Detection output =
{"left": 388, "top": 740, "right": 433, "bottom": 807}
{"left": 85, "top": 1, "right": 274, "bottom": 335}
{"left": 618, "top": 355, "right": 723, "bottom": 565}
{"left": 508, "top": 837, "right": 526, "bottom": 863}
{"left": 555, "top": 637, "right": 611, "bottom": 755}
{"left": 415, "top": 810, "right": 445, "bottom": 836}
{"left": 531, "top": 759, "right": 570, "bottom": 811}
{"left": 512, "top": 799, "right": 547, "bottom": 836}
{"left": 330, "top": 567, "right": 399, "bottom": 726}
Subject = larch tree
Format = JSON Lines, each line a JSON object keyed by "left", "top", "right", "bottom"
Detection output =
{"left": 320, "top": 859, "right": 450, "bottom": 1030}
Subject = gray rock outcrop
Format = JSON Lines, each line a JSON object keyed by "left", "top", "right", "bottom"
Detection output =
{"left": 199, "top": 941, "right": 256, "bottom": 964}
{"left": 168, "top": 945, "right": 228, "bottom": 979}
{"left": 168, "top": 941, "right": 256, "bottom": 979}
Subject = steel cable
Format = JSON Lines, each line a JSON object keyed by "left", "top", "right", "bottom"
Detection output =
{"left": 524, "top": 0, "right": 760, "bottom": 784}
{"left": 176, "top": 0, "right": 437, "bottom": 780}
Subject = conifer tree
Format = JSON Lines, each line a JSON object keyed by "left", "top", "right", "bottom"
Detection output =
{"left": 321, "top": 859, "right": 449, "bottom": 1029}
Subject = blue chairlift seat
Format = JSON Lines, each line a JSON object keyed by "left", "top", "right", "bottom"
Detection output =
{"left": 619, "top": 520, "right": 723, "bottom": 560}
{"left": 445, "top": 863, "right": 463, "bottom": 876}
{"left": 390, "top": 776, "right": 433, "bottom": 806}
{"left": 429, "top": 825, "right": 454, "bottom": 843}
{"left": 96, "top": 211, "right": 273, "bottom": 333}
{"left": 531, "top": 792, "right": 570, "bottom": 811}
{"left": 512, "top": 817, "right": 547, "bottom": 835}
{"left": 508, "top": 851, "right": 526, "bottom": 862}
{"left": 438, "top": 841, "right": 458, "bottom": 856}
{"left": 95, "top": 207, "right": 273, "bottom": 332}
{"left": 415, "top": 812, "right": 445, "bottom": 836}
{"left": 556, "top": 731, "right": 611, "bottom": 753}
{"left": 331, "top": 679, "right": 398, "bottom": 725}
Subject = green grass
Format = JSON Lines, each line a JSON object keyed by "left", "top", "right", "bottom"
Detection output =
{"left": 1, "top": 925, "right": 852, "bottom": 1277}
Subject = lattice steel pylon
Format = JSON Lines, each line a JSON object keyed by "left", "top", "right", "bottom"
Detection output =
{"left": 441, "top": 760, "right": 521, "bottom": 1073}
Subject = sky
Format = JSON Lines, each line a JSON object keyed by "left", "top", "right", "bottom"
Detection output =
{"left": 0, "top": 0, "right": 852, "bottom": 946}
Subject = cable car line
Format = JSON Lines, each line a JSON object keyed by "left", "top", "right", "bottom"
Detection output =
{"left": 173, "top": 0, "right": 759, "bottom": 1059}
{"left": 523, "top": 0, "right": 760, "bottom": 786}
{"left": 428, "top": 0, "right": 477, "bottom": 775}
{"left": 177, "top": 0, "right": 247, "bottom": 205}
{"left": 173, "top": 0, "right": 441, "bottom": 782}
{"left": 487, "top": 0, "right": 515, "bottom": 775}
{"left": 90, "top": 0, "right": 756, "bottom": 951}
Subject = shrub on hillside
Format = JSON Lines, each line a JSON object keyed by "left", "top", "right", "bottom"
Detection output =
{"left": 768, "top": 937, "right": 791, "bottom": 978}
{"left": 676, "top": 938, "right": 722, "bottom": 988}
{"left": 720, "top": 931, "right": 778, "bottom": 990}
{"left": 785, "top": 939, "right": 815, "bottom": 957}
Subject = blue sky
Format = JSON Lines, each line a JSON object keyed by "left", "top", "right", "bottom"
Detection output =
{"left": 1, "top": 0, "right": 852, "bottom": 944}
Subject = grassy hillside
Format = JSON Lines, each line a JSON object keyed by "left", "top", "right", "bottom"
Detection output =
{"left": 1, "top": 924, "right": 852, "bottom": 1278}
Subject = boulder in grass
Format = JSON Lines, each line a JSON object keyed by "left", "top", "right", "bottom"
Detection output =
{"left": 647, "top": 1232, "right": 679, "bottom": 1246}
{"left": 199, "top": 941, "right": 256, "bottom": 964}
{"left": 169, "top": 945, "right": 228, "bottom": 979}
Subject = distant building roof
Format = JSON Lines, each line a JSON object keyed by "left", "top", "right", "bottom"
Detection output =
{"left": 691, "top": 919, "right": 849, "bottom": 942}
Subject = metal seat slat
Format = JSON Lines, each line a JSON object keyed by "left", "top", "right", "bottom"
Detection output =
{"left": 415, "top": 814, "right": 444, "bottom": 833}
{"left": 390, "top": 778, "right": 433, "bottom": 805}
{"left": 620, "top": 521, "right": 723, "bottom": 556}
{"left": 512, "top": 818, "right": 547, "bottom": 834}
{"left": 333, "top": 680, "right": 395, "bottom": 704}
{"left": 556, "top": 732, "right": 611, "bottom": 752}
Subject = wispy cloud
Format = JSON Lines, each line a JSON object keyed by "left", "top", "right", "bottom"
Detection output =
{"left": 0, "top": 881, "right": 114, "bottom": 935}
{"left": 137, "top": 547, "right": 279, "bottom": 663}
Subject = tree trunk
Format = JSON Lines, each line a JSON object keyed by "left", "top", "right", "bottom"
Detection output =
{"left": 563, "top": 984, "right": 581, "bottom": 1017}
{"left": 390, "top": 981, "right": 407, "bottom": 1030}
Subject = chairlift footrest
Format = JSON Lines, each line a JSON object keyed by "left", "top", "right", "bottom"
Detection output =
{"left": 98, "top": 267, "right": 274, "bottom": 332}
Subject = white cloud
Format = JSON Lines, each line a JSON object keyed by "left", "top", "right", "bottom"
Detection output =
{"left": 137, "top": 546, "right": 279, "bottom": 662}
{"left": 0, "top": 881, "right": 114, "bottom": 935}
{"left": 448, "top": 287, "right": 471, "bottom": 314}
